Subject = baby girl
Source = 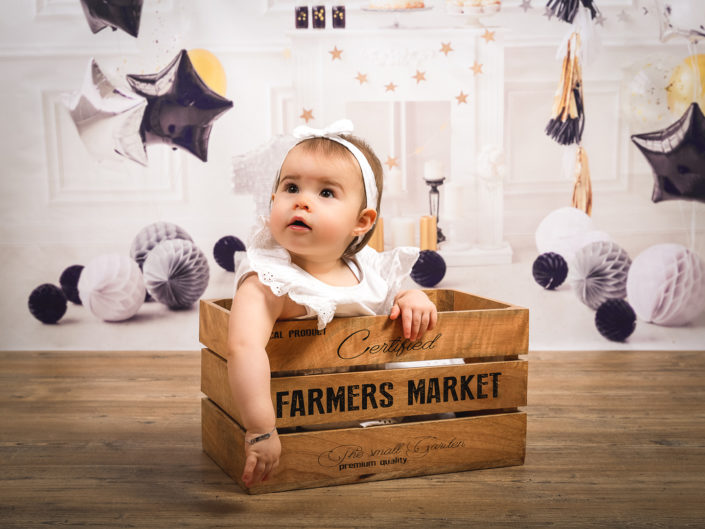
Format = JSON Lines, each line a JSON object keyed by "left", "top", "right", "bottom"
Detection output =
{"left": 227, "top": 120, "right": 437, "bottom": 486}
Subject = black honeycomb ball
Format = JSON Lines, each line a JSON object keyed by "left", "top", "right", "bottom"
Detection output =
{"left": 532, "top": 252, "right": 568, "bottom": 290}
{"left": 59, "top": 264, "right": 84, "bottom": 305}
{"left": 213, "top": 235, "right": 246, "bottom": 272}
{"left": 595, "top": 298, "right": 636, "bottom": 342}
{"left": 28, "top": 283, "right": 67, "bottom": 324}
{"left": 410, "top": 250, "right": 446, "bottom": 288}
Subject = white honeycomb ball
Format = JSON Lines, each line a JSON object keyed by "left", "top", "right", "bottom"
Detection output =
{"left": 78, "top": 254, "right": 145, "bottom": 322}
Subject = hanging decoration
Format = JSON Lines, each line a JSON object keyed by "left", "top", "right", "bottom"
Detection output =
{"left": 126, "top": 50, "right": 233, "bottom": 162}
{"left": 545, "top": 0, "right": 600, "bottom": 24}
{"left": 80, "top": 0, "right": 143, "bottom": 38}
{"left": 631, "top": 102, "right": 705, "bottom": 204}
{"left": 68, "top": 58, "right": 147, "bottom": 166}
{"left": 546, "top": 32, "right": 584, "bottom": 146}
{"left": 571, "top": 145, "right": 592, "bottom": 215}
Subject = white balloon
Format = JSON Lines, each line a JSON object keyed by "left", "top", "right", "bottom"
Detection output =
{"left": 626, "top": 243, "right": 705, "bottom": 326}
{"left": 535, "top": 207, "right": 595, "bottom": 263}
{"left": 78, "top": 254, "right": 145, "bottom": 322}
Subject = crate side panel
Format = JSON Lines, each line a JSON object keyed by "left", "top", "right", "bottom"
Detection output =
{"left": 206, "top": 399, "right": 526, "bottom": 494}
{"left": 202, "top": 348, "right": 527, "bottom": 428}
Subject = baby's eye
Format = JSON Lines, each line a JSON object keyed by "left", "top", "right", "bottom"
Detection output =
{"left": 320, "top": 188, "right": 335, "bottom": 198}
{"left": 284, "top": 183, "right": 298, "bottom": 193}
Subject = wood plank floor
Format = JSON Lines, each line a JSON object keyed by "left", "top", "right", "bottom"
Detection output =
{"left": 1, "top": 349, "right": 704, "bottom": 528}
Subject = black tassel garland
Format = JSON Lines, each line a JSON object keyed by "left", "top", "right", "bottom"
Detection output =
{"left": 546, "top": 0, "right": 600, "bottom": 23}
{"left": 545, "top": 32, "right": 585, "bottom": 146}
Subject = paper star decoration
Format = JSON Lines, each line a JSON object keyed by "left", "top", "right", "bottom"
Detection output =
{"left": 412, "top": 70, "right": 427, "bottom": 84}
{"left": 329, "top": 46, "right": 343, "bottom": 61}
{"left": 455, "top": 91, "right": 468, "bottom": 105}
{"left": 440, "top": 42, "right": 454, "bottom": 56}
{"left": 470, "top": 61, "right": 483, "bottom": 75}
{"left": 385, "top": 82, "right": 398, "bottom": 92}
{"left": 69, "top": 58, "right": 147, "bottom": 166}
{"left": 617, "top": 10, "right": 630, "bottom": 23}
{"left": 481, "top": 29, "right": 495, "bottom": 43}
{"left": 519, "top": 0, "right": 532, "bottom": 12}
{"left": 300, "top": 108, "right": 315, "bottom": 123}
{"left": 544, "top": 6, "right": 554, "bottom": 20}
{"left": 385, "top": 156, "right": 399, "bottom": 169}
{"left": 631, "top": 102, "right": 705, "bottom": 204}
{"left": 126, "top": 49, "right": 233, "bottom": 162}
{"left": 594, "top": 12, "right": 607, "bottom": 26}
{"left": 355, "top": 72, "right": 369, "bottom": 85}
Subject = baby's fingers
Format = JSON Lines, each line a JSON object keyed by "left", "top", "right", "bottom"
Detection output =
{"left": 389, "top": 304, "right": 401, "bottom": 320}
{"left": 242, "top": 453, "right": 258, "bottom": 486}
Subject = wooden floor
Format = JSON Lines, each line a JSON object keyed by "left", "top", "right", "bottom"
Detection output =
{"left": 1, "top": 349, "right": 704, "bottom": 528}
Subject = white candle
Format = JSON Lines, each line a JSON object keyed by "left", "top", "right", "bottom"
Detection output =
{"left": 423, "top": 159, "right": 443, "bottom": 181}
{"left": 386, "top": 166, "right": 404, "bottom": 194}
{"left": 390, "top": 217, "right": 416, "bottom": 247}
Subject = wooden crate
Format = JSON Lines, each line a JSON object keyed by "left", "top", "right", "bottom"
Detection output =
{"left": 200, "top": 289, "right": 528, "bottom": 494}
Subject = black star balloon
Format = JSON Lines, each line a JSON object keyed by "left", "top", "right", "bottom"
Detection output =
{"left": 631, "top": 102, "right": 705, "bottom": 204}
{"left": 126, "top": 50, "right": 234, "bottom": 162}
{"left": 80, "top": 0, "right": 143, "bottom": 38}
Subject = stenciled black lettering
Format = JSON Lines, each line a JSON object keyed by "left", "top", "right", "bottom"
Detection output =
{"left": 379, "top": 382, "right": 394, "bottom": 407}
{"left": 308, "top": 388, "right": 324, "bottom": 415}
{"left": 276, "top": 391, "right": 289, "bottom": 418}
{"left": 477, "top": 373, "right": 488, "bottom": 399}
{"left": 347, "top": 384, "right": 360, "bottom": 411}
{"left": 326, "top": 386, "right": 345, "bottom": 413}
{"left": 443, "top": 376, "right": 458, "bottom": 402}
{"left": 408, "top": 379, "right": 426, "bottom": 405}
{"left": 490, "top": 372, "right": 501, "bottom": 398}
{"left": 427, "top": 377, "right": 441, "bottom": 403}
{"left": 460, "top": 375, "right": 475, "bottom": 400}
{"left": 290, "top": 389, "right": 305, "bottom": 416}
{"left": 361, "top": 383, "right": 378, "bottom": 410}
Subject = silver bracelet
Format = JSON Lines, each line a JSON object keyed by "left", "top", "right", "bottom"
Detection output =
{"left": 247, "top": 428, "right": 277, "bottom": 445}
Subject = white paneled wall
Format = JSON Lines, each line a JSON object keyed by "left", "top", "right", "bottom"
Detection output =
{"left": 1, "top": 1, "right": 703, "bottom": 292}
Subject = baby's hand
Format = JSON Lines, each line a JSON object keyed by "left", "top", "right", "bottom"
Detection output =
{"left": 242, "top": 429, "right": 281, "bottom": 487}
{"left": 390, "top": 290, "right": 438, "bottom": 341}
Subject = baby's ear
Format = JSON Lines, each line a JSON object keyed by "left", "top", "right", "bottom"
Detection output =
{"left": 353, "top": 208, "right": 377, "bottom": 237}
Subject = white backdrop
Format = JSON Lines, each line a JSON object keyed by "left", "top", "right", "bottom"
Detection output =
{"left": 1, "top": 0, "right": 703, "bottom": 349}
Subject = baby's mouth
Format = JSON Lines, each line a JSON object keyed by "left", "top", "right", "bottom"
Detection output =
{"left": 288, "top": 218, "right": 311, "bottom": 230}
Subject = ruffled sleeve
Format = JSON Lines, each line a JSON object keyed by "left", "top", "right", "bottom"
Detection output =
{"left": 355, "top": 245, "right": 420, "bottom": 312}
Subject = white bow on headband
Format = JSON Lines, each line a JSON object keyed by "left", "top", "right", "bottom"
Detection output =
{"left": 292, "top": 119, "right": 355, "bottom": 140}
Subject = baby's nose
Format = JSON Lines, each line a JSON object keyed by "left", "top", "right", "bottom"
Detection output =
{"left": 294, "top": 195, "right": 311, "bottom": 210}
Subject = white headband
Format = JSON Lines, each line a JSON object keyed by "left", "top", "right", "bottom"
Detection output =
{"left": 291, "top": 119, "right": 379, "bottom": 211}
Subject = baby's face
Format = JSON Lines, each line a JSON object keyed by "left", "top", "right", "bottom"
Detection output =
{"left": 270, "top": 144, "right": 367, "bottom": 264}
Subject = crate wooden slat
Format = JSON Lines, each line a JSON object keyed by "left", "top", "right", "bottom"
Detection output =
{"left": 199, "top": 290, "right": 528, "bottom": 372}
{"left": 202, "top": 347, "right": 528, "bottom": 428}
{"left": 202, "top": 398, "right": 527, "bottom": 494}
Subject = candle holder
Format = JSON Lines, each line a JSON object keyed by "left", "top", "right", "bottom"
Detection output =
{"left": 424, "top": 177, "right": 446, "bottom": 243}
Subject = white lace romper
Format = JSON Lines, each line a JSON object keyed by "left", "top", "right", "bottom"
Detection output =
{"left": 233, "top": 219, "right": 420, "bottom": 328}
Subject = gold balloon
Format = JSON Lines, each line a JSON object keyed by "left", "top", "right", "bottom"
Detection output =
{"left": 187, "top": 49, "right": 227, "bottom": 97}
{"left": 667, "top": 54, "right": 705, "bottom": 116}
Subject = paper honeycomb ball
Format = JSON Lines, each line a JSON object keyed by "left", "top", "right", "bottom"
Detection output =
{"left": 626, "top": 243, "right": 705, "bottom": 326}
{"left": 410, "top": 250, "right": 446, "bottom": 288}
{"left": 59, "top": 264, "right": 84, "bottom": 305}
{"left": 595, "top": 298, "right": 637, "bottom": 342}
{"left": 28, "top": 283, "right": 67, "bottom": 324}
{"left": 130, "top": 221, "right": 193, "bottom": 269}
{"left": 78, "top": 254, "right": 146, "bottom": 322}
{"left": 532, "top": 252, "right": 568, "bottom": 289}
{"left": 213, "top": 235, "right": 245, "bottom": 272}
{"left": 535, "top": 207, "right": 613, "bottom": 265}
{"left": 571, "top": 241, "right": 632, "bottom": 310}
{"left": 142, "top": 239, "right": 210, "bottom": 309}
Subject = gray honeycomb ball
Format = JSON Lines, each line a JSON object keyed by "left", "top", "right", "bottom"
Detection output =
{"left": 142, "top": 239, "right": 210, "bottom": 309}
{"left": 130, "top": 221, "right": 193, "bottom": 269}
{"left": 571, "top": 240, "right": 632, "bottom": 310}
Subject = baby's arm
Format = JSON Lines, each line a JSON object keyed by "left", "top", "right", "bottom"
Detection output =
{"left": 227, "top": 274, "right": 285, "bottom": 487}
{"left": 389, "top": 289, "right": 438, "bottom": 341}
